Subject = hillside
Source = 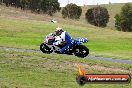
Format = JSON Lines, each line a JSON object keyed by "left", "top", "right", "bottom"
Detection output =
{"left": 0, "top": 4, "right": 132, "bottom": 59}
{"left": 0, "top": 3, "right": 132, "bottom": 88}
{"left": 0, "top": 3, "right": 125, "bottom": 28}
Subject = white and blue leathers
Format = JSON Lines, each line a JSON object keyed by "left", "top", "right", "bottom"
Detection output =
{"left": 53, "top": 31, "right": 72, "bottom": 53}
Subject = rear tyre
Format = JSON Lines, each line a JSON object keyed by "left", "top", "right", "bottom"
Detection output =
{"left": 40, "top": 43, "right": 53, "bottom": 54}
{"left": 73, "top": 45, "right": 89, "bottom": 58}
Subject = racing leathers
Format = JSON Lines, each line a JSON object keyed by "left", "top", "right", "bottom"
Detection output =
{"left": 53, "top": 31, "right": 72, "bottom": 54}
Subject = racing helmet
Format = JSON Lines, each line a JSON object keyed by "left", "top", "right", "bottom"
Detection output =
{"left": 55, "top": 27, "right": 64, "bottom": 36}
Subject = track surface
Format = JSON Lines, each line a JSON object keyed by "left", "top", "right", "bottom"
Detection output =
{"left": 0, "top": 46, "right": 132, "bottom": 64}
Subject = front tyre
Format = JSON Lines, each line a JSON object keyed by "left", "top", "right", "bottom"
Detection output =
{"left": 40, "top": 43, "right": 53, "bottom": 54}
{"left": 73, "top": 45, "right": 89, "bottom": 58}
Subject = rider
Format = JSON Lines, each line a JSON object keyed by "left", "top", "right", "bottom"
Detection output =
{"left": 53, "top": 27, "right": 73, "bottom": 54}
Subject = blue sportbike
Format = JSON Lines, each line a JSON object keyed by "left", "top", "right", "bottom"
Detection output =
{"left": 40, "top": 34, "right": 89, "bottom": 58}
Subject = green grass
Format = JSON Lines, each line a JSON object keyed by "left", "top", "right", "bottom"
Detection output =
{"left": 0, "top": 4, "right": 132, "bottom": 88}
{"left": 0, "top": 50, "right": 132, "bottom": 88}
{"left": 0, "top": 18, "right": 132, "bottom": 60}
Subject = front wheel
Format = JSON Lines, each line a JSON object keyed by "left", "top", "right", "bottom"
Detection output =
{"left": 40, "top": 43, "right": 53, "bottom": 54}
{"left": 73, "top": 45, "right": 89, "bottom": 58}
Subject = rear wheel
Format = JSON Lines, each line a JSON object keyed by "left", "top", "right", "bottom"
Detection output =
{"left": 40, "top": 43, "right": 53, "bottom": 54}
{"left": 73, "top": 45, "right": 89, "bottom": 58}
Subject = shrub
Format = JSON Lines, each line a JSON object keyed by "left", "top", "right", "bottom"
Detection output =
{"left": 62, "top": 3, "right": 82, "bottom": 19}
{"left": 115, "top": 3, "right": 132, "bottom": 32}
{"left": 85, "top": 6, "right": 109, "bottom": 27}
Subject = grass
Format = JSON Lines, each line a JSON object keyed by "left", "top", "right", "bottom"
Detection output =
{"left": 0, "top": 17, "right": 132, "bottom": 60}
{"left": 0, "top": 50, "right": 132, "bottom": 88}
{"left": 0, "top": 4, "right": 132, "bottom": 88}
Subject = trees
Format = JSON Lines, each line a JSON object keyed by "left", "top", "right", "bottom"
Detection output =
{"left": 85, "top": 6, "right": 109, "bottom": 27}
{"left": 62, "top": 3, "right": 82, "bottom": 19}
{"left": 40, "top": 0, "right": 60, "bottom": 16}
{"left": 115, "top": 3, "right": 132, "bottom": 32}
{"left": 20, "top": 0, "right": 29, "bottom": 10}
{"left": 29, "top": 0, "right": 60, "bottom": 15}
{"left": 1, "top": 0, "right": 60, "bottom": 16}
{"left": 30, "top": 0, "right": 41, "bottom": 12}
{"left": 0, "top": 0, "right": 2, "bottom": 4}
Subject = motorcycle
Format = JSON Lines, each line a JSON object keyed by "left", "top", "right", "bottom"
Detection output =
{"left": 40, "top": 33, "right": 89, "bottom": 58}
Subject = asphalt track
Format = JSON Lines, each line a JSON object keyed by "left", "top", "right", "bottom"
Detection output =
{"left": 0, "top": 46, "right": 132, "bottom": 64}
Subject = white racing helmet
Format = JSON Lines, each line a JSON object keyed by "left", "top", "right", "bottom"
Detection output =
{"left": 55, "top": 27, "right": 64, "bottom": 36}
